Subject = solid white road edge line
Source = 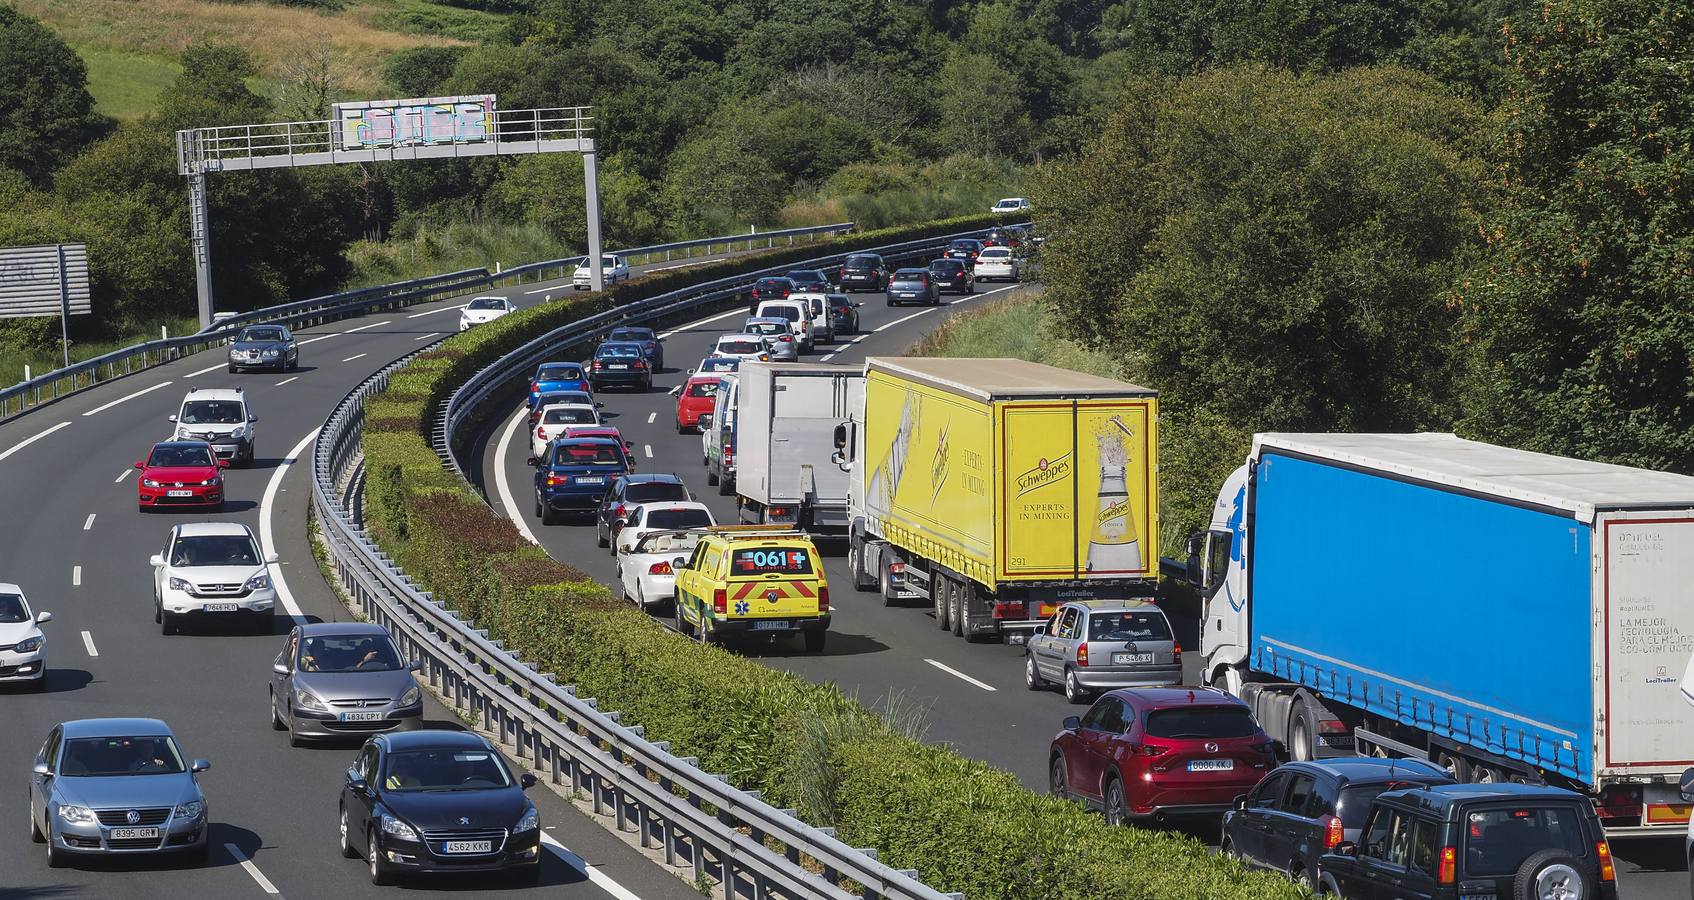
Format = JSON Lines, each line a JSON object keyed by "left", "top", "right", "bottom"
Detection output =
{"left": 494, "top": 405, "right": 542, "bottom": 546}
{"left": 185, "top": 361, "right": 226, "bottom": 377}
{"left": 924, "top": 658, "right": 997, "bottom": 692}
{"left": 275, "top": 376, "right": 299, "bottom": 387}
{"left": 83, "top": 513, "right": 95, "bottom": 531}
{"left": 224, "top": 843, "right": 282, "bottom": 895}
{"left": 81, "top": 631, "right": 97, "bottom": 657}
{"left": 261, "top": 429, "right": 318, "bottom": 624}
{"left": 80, "top": 380, "right": 173, "bottom": 416}
{"left": 539, "top": 831, "right": 645, "bottom": 900}
{"left": 406, "top": 304, "right": 466, "bottom": 319}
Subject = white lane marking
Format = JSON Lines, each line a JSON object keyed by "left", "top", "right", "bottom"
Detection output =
{"left": 867, "top": 284, "right": 1020, "bottom": 338}
{"left": 81, "top": 631, "right": 97, "bottom": 657}
{"left": 225, "top": 843, "right": 281, "bottom": 895}
{"left": 185, "top": 361, "right": 226, "bottom": 377}
{"left": 643, "top": 444, "right": 654, "bottom": 459}
{"left": 115, "top": 467, "right": 133, "bottom": 483}
{"left": 525, "top": 283, "right": 572, "bottom": 295}
{"left": 494, "top": 405, "right": 542, "bottom": 546}
{"left": 80, "top": 380, "right": 173, "bottom": 417}
{"left": 407, "top": 304, "right": 466, "bottom": 319}
{"left": 539, "top": 831, "right": 644, "bottom": 900}
{"left": 341, "top": 353, "right": 368, "bottom": 363}
{"left": 413, "top": 331, "right": 442, "bottom": 341}
{"left": 646, "top": 412, "right": 656, "bottom": 424}
{"left": 341, "top": 319, "right": 391, "bottom": 334}
{"left": 275, "top": 376, "right": 299, "bottom": 387}
{"left": 83, "top": 513, "right": 95, "bottom": 531}
{"left": 71, "top": 566, "right": 81, "bottom": 586}
{"left": 297, "top": 331, "right": 343, "bottom": 345}
{"left": 924, "top": 658, "right": 997, "bottom": 692}
{"left": 260, "top": 430, "right": 318, "bottom": 624}
{"left": 657, "top": 307, "right": 743, "bottom": 339}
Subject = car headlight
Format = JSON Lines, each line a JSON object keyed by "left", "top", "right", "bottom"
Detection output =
{"left": 58, "top": 805, "right": 96, "bottom": 826}
{"left": 174, "top": 800, "right": 204, "bottom": 820}
{"left": 516, "top": 805, "right": 538, "bottom": 832}
{"left": 175, "top": 427, "right": 190, "bottom": 439}
{"left": 230, "top": 425, "right": 247, "bottom": 438}
{"left": 294, "top": 687, "right": 329, "bottom": 712}
{"left": 14, "top": 636, "right": 42, "bottom": 654}
{"left": 398, "top": 683, "right": 421, "bottom": 707}
{"left": 168, "top": 576, "right": 192, "bottom": 592}
{"left": 142, "top": 478, "right": 162, "bottom": 487}
{"left": 245, "top": 572, "right": 271, "bottom": 592}
{"left": 200, "top": 477, "right": 219, "bottom": 486}
{"left": 381, "top": 815, "right": 418, "bottom": 841}
{"left": 262, "top": 348, "right": 278, "bottom": 358}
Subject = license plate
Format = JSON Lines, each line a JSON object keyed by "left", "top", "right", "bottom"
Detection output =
{"left": 576, "top": 476, "right": 604, "bottom": 484}
{"left": 609, "top": 364, "right": 628, "bottom": 369}
{"left": 340, "top": 711, "right": 383, "bottom": 722}
{"left": 1460, "top": 895, "right": 1497, "bottom": 900}
{"left": 203, "top": 603, "right": 238, "bottom": 612}
{"left": 167, "top": 490, "right": 193, "bottom": 497}
{"left": 445, "top": 840, "right": 493, "bottom": 854}
{"left": 899, "top": 293, "right": 916, "bottom": 298}
{"left": 110, "top": 827, "right": 159, "bottom": 840}
{"left": 1189, "top": 759, "right": 1235, "bottom": 772}
{"left": 751, "top": 620, "right": 789, "bottom": 631}
{"left": 1113, "top": 652, "right": 1154, "bottom": 665}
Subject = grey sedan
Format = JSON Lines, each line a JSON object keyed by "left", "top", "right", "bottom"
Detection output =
{"left": 270, "top": 623, "right": 423, "bottom": 746}
{"left": 1024, "top": 600, "right": 1182, "bottom": 703}
{"left": 741, "top": 316, "right": 801, "bottom": 361}
{"left": 30, "top": 717, "right": 211, "bottom": 865}
{"left": 227, "top": 324, "right": 298, "bottom": 373}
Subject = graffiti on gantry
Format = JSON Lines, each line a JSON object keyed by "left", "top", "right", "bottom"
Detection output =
{"left": 334, "top": 95, "right": 496, "bottom": 150}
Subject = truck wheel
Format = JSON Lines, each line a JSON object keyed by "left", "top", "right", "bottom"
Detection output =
{"left": 848, "top": 537, "right": 876, "bottom": 593}
{"left": 717, "top": 476, "right": 734, "bottom": 497}
{"left": 707, "top": 468, "right": 719, "bottom": 486}
{"left": 1510, "top": 850, "right": 1589, "bottom": 900}
{"left": 935, "top": 578, "right": 952, "bottom": 631}
{"left": 1434, "top": 750, "right": 1469, "bottom": 781}
{"left": 950, "top": 581, "right": 965, "bottom": 637}
{"left": 1289, "top": 709, "right": 1315, "bottom": 762}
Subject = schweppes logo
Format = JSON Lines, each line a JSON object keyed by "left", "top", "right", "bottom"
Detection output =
{"left": 1095, "top": 497, "right": 1129, "bottom": 526}
{"left": 1015, "top": 453, "right": 1072, "bottom": 497}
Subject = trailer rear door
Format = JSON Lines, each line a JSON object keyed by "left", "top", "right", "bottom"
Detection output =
{"left": 1599, "top": 512, "right": 1694, "bottom": 774}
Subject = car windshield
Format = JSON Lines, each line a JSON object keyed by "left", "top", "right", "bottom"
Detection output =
{"left": 609, "top": 329, "right": 652, "bottom": 342}
{"left": 731, "top": 547, "right": 814, "bottom": 575}
{"left": 699, "top": 358, "right": 740, "bottom": 372}
{"left": 829, "top": 296, "right": 851, "bottom": 308}
{"left": 1463, "top": 806, "right": 1588, "bottom": 877}
{"left": 644, "top": 507, "right": 713, "bottom": 529}
{"left": 466, "top": 297, "right": 504, "bottom": 311}
{"left": 0, "top": 592, "right": 27, "bottom": 623}
{"left": 1088, "top": 611, "right": 1172, "bottom": 642}
{"left": 1143, "top": 707, "right": 1257, "bottom": 739}
{"left": 171, "top": 535, "right": 260, "bottom": 566}
{"left": 538, "top": 365, "right": 583, "bottom": 381}
{"left": 627, "top": 482, "right": 690, "bottom": 503}
{"left": 543, "top": 407, "right": 597, "bottom": 425}
{"left": 383, "top": 748, "right": 511, "bottom": 792}
{"left": 552, "top": 443, "right": 623, "bottom": 465}
{"left": 981, "top": 248, "right": 1011, "bottom": 258}
{"left": 179, "top": 400, "right": 245, "bottom": 424}
{"left": 686, "top": 380, "right": 719, "bottom": 397}
{"left": 61, "top": 736, "right": 186, "bottom": 777}
{"left": 148, "top": 445, "right": 215, "bottom": 468}
{"left": 719, "top": 339, "right": 763, "bottom": 354}
{"left": 788, "top": 271, "right": 824, "bottom": 281}
{"left": 760, "top": 306, "right": 801, "bottom": 321}
{"left": 239, "top": 327, "right": 285, "bottom": 342}
{"left": 756, "top": 279, "right": 789, "bottom": 289}
{"left": 893, "top": 272, "right": 926, "bottom": 283}
{"left": 844, "top": 256, "right": 878, "bottom": 268}
{"left": 598, "top": 345, "right": 641, "bottom": 358}
{"left": 746, "top": 321, "right": 786, "bottom": 336}
{"left": 931, "top": 261, "right": 964, "bottom": 273}
{"left": 299, "top": 633, "right": 403, "bottom": 672}
{"left": 536, "top": 392, "right": 590, "bottom": 408}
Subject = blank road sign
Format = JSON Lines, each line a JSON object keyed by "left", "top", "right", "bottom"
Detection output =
{"left": 0, "top": 243, "right": 90, "bottom": 319}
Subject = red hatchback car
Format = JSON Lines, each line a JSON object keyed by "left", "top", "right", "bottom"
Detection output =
{"left": 673, "top": 374, "right": 720, "bottom": 433}
{"left": 1050, "top": 687, "right": 1276, "bottom": 824}
{"left": 136, "top": 440, "right": 228, "bottom": 511}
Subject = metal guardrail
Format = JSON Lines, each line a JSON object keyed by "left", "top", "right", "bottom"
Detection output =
{"left": 0, "top": 223, "right": 854, "bottom": 422}
{"left": 313, "top": 355, "right": 965, "bottom": 900}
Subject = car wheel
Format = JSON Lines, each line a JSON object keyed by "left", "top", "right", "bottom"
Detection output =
{"left": 1025, "top": 653, "right": 1046, "bottom": 690}
{"left": 368, "top": 828, "right": 392, "bottom": 885}
{"left": 286, "top": 707, "right": 303, "bottom": 748}
{"left": 1063, "top": 667, "right": 1089, "bottom": 705}
{"left": 340, "top": 804, "right": 359, "bottom": 859}
{"left": 698, "top": 615, "right": 717, "bottom": 646}
{"left": 1292, "top": 867, "right": 1315, "bottom": 892}
{"left": 1511, "top": 850, "right": 1590, "bottom": 900}
{"left": 1049, "top": 754, "right": 1068, "bottom": 799}
{"left": 886, "top": 298, "right": 895, "bottom": 306}
{"left": 674, "top": 600, "right": 694, "bottom": 637}
{"left": 227, "top": 364, "right": 238, "bottom": 373}
{"left": 160, "top": 611, "right": 176, "bottom": 635}
{"left": 270, "top": 689, "right": 285, "bottom": 731}
{"left": 803, "top": 630, "right": 825, "bottom": 653}
{"left": 596, "top": 524, "right": 609, "bottom": 548}
{"left": 29, "top": 674, "right": 45, "bottom": 693}
{"left": 154, "top": 599, "right": 162, "bottom": 624}
{"left": 1103, "top": 777, "right": 1128, "bottom": 826}
{"left": 1220, "top": 835, "right": 1237, "bottom": 860}
{"left": 45, "top": 824, "right": 66, "bottom": 867}
{"left": 706, "top": 468, "right": 719, "bottom": 486}
{"left": 30, "top": 794, "right": 44, "bottom": 843}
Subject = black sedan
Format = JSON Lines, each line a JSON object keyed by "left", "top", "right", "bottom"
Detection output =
{"left": 785, "top": 269, "right": 831, "bottom": 293}
{"left": 838, "top": 254, "right": 888, "bottom": 292}
{"left": 340, "top": 730, "right": 540, "bottom": 885}
{"left": 606, "top": 326, "right": 663, "bottom": 371}
{"left": 748, "top": 277, "right": 795, "bottom": 312}
{"left": 928, "top": 258, "right": 974, "bottom": 294}
{"left": 944, "top": 239, "right": 985, "bottom": 264}
{"left": 827, "top": 293, "right": 861, "bottom": 334}
{"left": 588, "top": 341, "right": 653, "bottom": 391}
{"left": 227, "top": 324, "right": 298, "bottom": 373}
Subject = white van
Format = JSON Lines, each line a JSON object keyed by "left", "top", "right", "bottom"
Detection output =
{"left": 702, "top": 373, "right": 740, "bottom": 495}
{"left": 754, "top": 299, "right": 814, "bottom": 351}
{"left": 789, "top": 292, "right": 834, "bottom": 345}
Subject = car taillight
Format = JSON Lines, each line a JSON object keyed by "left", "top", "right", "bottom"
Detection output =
{"left": 771, "top": 507, "right": 790, "bottom": 517}
{"left": 536, "top": 427, "right": 547, "bottom": 439}
{"left": 1320, "top": 815, "right": 1344, "bottom": 849}
{"left": 592, "top": 360, "right": 602, "bottom": 370}
{"left": 713, "top": 588, "right": 727, "bottom": 615}
{"left": 649, "top": 561, "right": 672, "bottom": 576}
{"left": 633, "top": 359, "right": 647, "bottom": 370}
{"left": 1596, "top": 841, "right": 1615, "bottom": 881}
{"left": 1077, "top": 642, "right": 1089, "bottom": 667}
{"left": 529, "top": 381, "right": 539, "bottom": 393}
{"left": 780, "top": 335, "right": 793, "bottom": 342}
{"left": 818, "top": 586, "right": 829, "bottom": 613}
{"left": 547, "top": 474, "right": 569, "bottom": 486}
{"left": 1132, "top": 744, "right": 1168, "bottom": 757}
{"left": 1173, "top": 639, "right": 1182, "bottom": 655}
{"left": 1436, "top": 846, "right": 1456, "bottom": 885}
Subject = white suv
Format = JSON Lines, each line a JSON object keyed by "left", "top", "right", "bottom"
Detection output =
{"left": 151, "top": 522, "right": 278, "bottom": 635}
{"left": 169, "top": 387, "right": 257, "bottom": 466}
{"left": 0, "top": 583, "right": 50, "bottom": 690}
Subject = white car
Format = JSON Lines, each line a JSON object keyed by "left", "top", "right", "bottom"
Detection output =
{"left": 0, "top": 583, "right": 50, "bottom": 690}
{"left": 530, "top": 402, "right": 602, "bottom": 459}
{"left": 151, "top": 522, "right": 278, "bottom": 635}
{"left": 713, "top": 333, "right": 772, "bottom": 361}
{"left": 754, "top": 299, "right": 814, "bottom": 350}
{"left": 169, "top": 386, "right": 257, "bottom": 466}
{"left": 991, "top": 197, "right": 1031, "bottom": 213}
{"left": 615, "top": 524, "right": 710, "bottom": 610}
{"left": 789, "top": 292, "right": 835, "bottom": 344}
{"left": 573, "top": 254, "right": 630, "bottom": 289}
{"left": 459, "top": 295, "right": 516, "bottom": 330}
{"left": 973, "top": 246, "right": 1022, "bottom": 282}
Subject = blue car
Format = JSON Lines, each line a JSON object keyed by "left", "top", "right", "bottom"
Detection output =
{"left": 530, "top": 437, "right": 632, "bottom": 525}
{"left": 526, "top": 362, "right": 591, "bottom": 408}
{"left": 605, "top": 326, "right": 663, "bottom": 371}
{"left": 588, "top": 341, "right": 653, "bottom": 392}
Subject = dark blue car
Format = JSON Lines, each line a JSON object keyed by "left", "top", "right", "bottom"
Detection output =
{"left": 588, "top": 341, "right": 652, "bottom": 392}
{"left": 529, "top": 437, "right": 632, "bottom": 524}
{"left": 605, "top": 327, "right": 663, "bottom": 371}
{"left": 527, "top": 362, "right": 591, "bottom": 408}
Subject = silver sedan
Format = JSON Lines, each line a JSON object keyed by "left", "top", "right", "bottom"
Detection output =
{"left": 1025, "top": 599, "right": 1182, "bottom": 703}
{"left": 741, "top": 317, "right": 800, "bottom": 361}
{"left": 270, "top": 622, "right": 423, "bottom": 746}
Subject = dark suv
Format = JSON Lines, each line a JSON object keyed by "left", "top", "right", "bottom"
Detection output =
{"left": 1222, "top": 757, "right": 1454, "bottom": 891}
{"left": 838, "top": 254, "right": 888, "bottom": 292}
{"left": 596, "top": 474, "right": 692, "bottom": 549}
{"left": 1318, "top": 783, "right": 1618, "bottom": 900}
{"left": 928, "top": 258, "right": 974, "bottom": 295}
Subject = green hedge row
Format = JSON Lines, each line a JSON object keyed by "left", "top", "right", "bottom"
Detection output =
{"left": 357, "top": 216, "right": 1301, "bottom": 900}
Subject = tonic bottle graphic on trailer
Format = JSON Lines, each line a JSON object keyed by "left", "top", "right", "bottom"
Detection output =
{"left": 1087, "top": 415, "right": 1142, "bottom": 572}
{"left": 867, "top": 389, "right": 919, "bottom": 515}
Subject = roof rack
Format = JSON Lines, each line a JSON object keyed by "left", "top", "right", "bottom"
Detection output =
{"left": 705, "top": 524, "right": 806, "bottom": 539}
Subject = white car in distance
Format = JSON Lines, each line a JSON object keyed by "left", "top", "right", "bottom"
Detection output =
{"left": 530, "top": 403, "right": 602, "bottom": 460}
{"left": 973, "top": 246, "right": 1022, "bottom": 282}
{"left": 615, "top": 520, "right": 711, "bottom": 611}
{"left": 713, "top": 334, "right": 772, "bottom": 362}
{"left": 991, "top": 197, "right": 1031, "bottom": 213}
{"left": 459, "top": 295, "right": 516, "bottom": 331}
{"left": 573, "top": 254, "right": 630, "bottom": 290}
{"left": 0, "top": 583, "right": 50, "bottom": 690}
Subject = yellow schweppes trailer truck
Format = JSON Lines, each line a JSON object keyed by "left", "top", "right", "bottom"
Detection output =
{"left": 833, "top": 357, "right": 1159, "bottom": 642}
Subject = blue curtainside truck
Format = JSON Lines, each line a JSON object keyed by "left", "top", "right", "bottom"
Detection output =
{"left": 1187, "top": 433, "right": 1694, "bottom": 838}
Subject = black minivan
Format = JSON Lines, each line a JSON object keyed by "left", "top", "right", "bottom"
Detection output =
{"left": 1318, "top": 783, "right": 1617, "bottom": 900}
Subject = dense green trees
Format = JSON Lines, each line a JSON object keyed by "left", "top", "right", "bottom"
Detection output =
{"left": 0, "top": 6, "right": 104, "bottom": 184}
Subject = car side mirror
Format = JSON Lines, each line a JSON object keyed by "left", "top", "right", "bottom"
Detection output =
{"left": 190, "top": 759, "right": 211, "bottom": 773}
{"left": 272, "top": 662, "right": 289, "bottom": 675}
{"left": 527, "top": 457, "right": 539, "bottom": 467}
{"left": 1062, "top": 716, "right": 1081, "bottom": 731}
{"left": 408, "top": 660, "right": 422, "bottom": 672}
{"left": 1680, "top": 766, "right": 1694, "bottom": 802}
{"left": 854, "top": 301, "right": 863, "bottom": 307}
{"left": 167, "top": 414, "right": 177, "bottom": 423}
{"left": 673, "top": 556, "right": 690, "bottom": 570}
{"left": 595, "top": 401, "right": 605, "bottom": 409}
{"left": 35, "top": 611, "right": 51, "bottom": 624}
{"left": 669, "top": 386, "right": 682, "bottom": 397}
{"left": 218, "top": 459, "right": 231, "bottom": 468}
{"left": 1032, "top": 624, "right": 1047, "bottom": 636}
{"left": 686, "top": 368, "right": 696, "bottom": 376}
{"left": 1185, "top": 532, "right": 1204, "bottom": 585}
{"left": 1233, "top": 794, "right": 1249, "bottom": 812}
{"left": 33, "top": 762, "right": 50, "bottom": 777}
{"left": 347, "top": 771, "right": 369, "bottom": 795}
{"left": 149, "top": 554, "right": 165, "bottom": 568}
{"left": 520, "top": 773, "right": 537, "bottom": 790}
{"left": 248, "top": 414, "right": 258, "bottom": 423}
{"left": 1331, "top": 841, "right": 1357, "bottom": 858}
{"left": 134, "top": 460, "right": 145, "bottom": 468}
